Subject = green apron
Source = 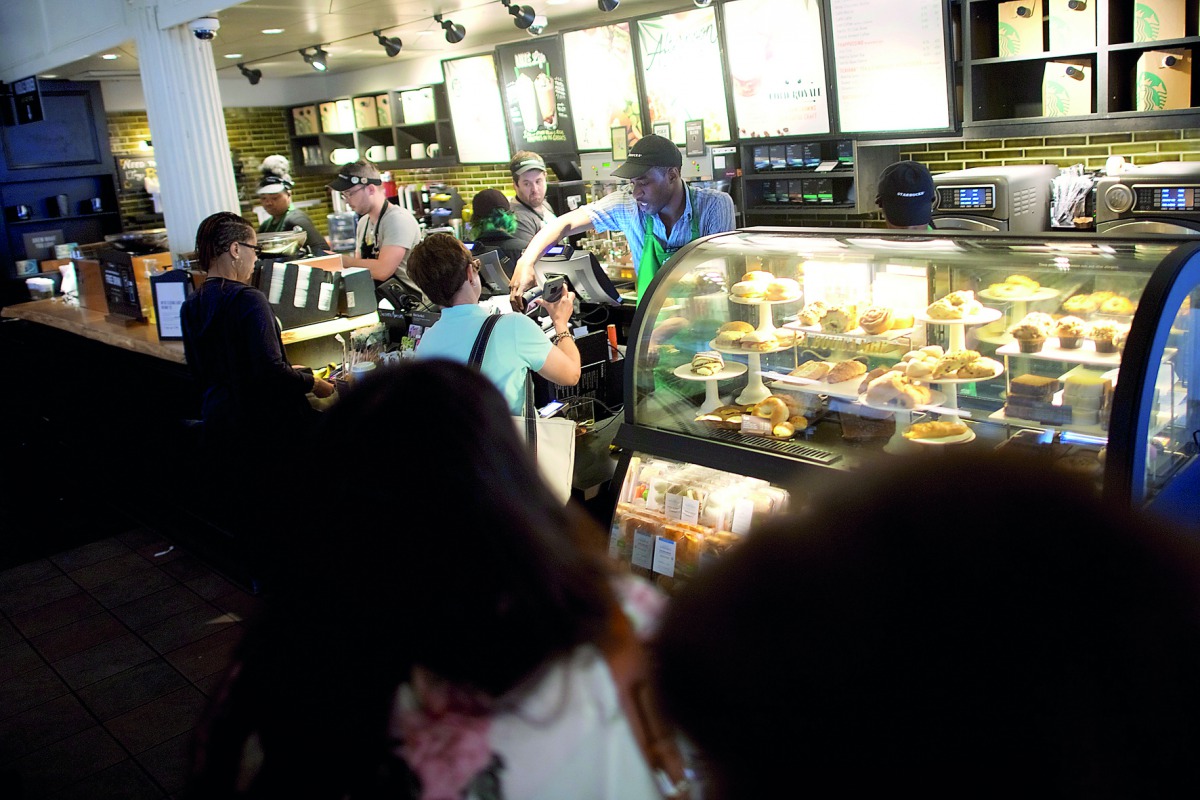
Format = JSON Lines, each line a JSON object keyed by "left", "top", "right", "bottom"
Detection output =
{"left": 635, "top": 187, "right": 699, "bottom": 301}
{"left": 259, "top": 205, "right": 295, "bottom": 233}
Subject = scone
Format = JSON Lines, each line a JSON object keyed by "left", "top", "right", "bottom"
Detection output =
{"left": 859, "top": 306, "right": 893, "bottom": 335}
{"left": 932, "top": 349, "right": 981, "bottom": 379}
{"left": 954, "top": 357, "right": 1002, "bottom": 379}
{"left": 798, "top": 300, "right": 828, "bottom": 326}
{"left": 826, "top": 359, "right": 867, "bottom": 384}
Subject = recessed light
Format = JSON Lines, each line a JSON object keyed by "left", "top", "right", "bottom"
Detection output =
{"left": 41, "top": 74, "right": 57, "bottom": 78}
{"left": 262, "top": 28, "right": 284, "bottom": 34}
{"left": 101, "top": 53, "right": 119, "bottom": 60}
{"left": 224, "top": 53, "right": 242, "bottom": 59}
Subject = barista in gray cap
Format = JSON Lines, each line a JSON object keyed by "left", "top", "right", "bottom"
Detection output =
{"left": 876, "top": 160, "right": 936, "bottom": 229}
{"left": 508, "top": 150, "right": 558, "bottom": 247}
{"left": 508, "top": 134, "right": 735, "bottom": 308}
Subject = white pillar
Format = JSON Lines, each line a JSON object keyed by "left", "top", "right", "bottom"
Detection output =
{"left": 129, "top": 0, "right": 239, "bottom": 258}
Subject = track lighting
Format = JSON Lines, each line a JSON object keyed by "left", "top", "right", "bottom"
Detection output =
{"left": 597, "top": 0, "right": 619, "bottom": 11}
{"left": 501, "top": 0, "right": 537, "bottom": 30}
{"left": 301, "top": 46, "right": 328, "bottom": 71}
{"left": 435, "top": 14, "right": 466, "bottom": 44}
{"left": 528, "top": 15, "right": 548, "bottom": 35}
{"left": 237, "top": 63, "right": 262, "bottom": 85}
{"left": 374, "top": 30, "right": 403, "bottom": 57}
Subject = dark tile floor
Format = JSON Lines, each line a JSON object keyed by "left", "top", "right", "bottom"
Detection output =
{"left": 0, "top": 529, "right": 258, "bottom": 799}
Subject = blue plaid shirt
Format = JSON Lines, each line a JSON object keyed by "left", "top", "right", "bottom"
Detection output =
{"left": 587, "top": 185, "right": 735, "bottom": 271}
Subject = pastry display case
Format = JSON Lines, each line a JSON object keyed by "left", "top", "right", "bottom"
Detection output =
{"left": 610, "top": 229, "right": 1200, "bottom": 579}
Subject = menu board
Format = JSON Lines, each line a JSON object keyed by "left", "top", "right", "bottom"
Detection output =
{"left": 829, "top": 0, "right": 953, "bottom": 134}
{"left": 724, "top": 0, "right": 830, "bottom": 138}
{"left": 442, "top": 55, "right": 512, "bottom": 165}
{"left": 563, "top": 22, "right": 643, "bottom": 152}
{"left": 636, "top": 8, "right": 731, "bottom": 145}
{"left": 495, "top": 36, "right": 578, "bottom": 156}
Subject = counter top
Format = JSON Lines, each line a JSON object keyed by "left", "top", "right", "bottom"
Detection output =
{"left": 2, "top": 299, "right": 382, "bottom": 365}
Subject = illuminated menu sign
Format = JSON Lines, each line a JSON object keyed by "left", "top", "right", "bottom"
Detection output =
{"left": 636, "top": 7, "right": 731, "bottom": 145}
{"left": 724, "top": 0, "right": 830, "bottom": 138}
{"left": 829, "top": 0, "right": 952, "bottom": 133}
{"left": 563, "top": 22, "right": 643, "bottom": 151}
{"left": 496, "top": 36, "right": 578, "bottom": 156}
{"left": 442, "top": 54, "right": 512, "bottom": 164}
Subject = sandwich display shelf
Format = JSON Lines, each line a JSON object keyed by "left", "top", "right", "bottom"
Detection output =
{"left": 609, "top": 227, "right": 1200, "bottom": 592}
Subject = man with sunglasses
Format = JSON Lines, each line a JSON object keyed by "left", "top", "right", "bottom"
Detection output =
{"left": 328, "top": 161, "right": 422, "bottom": 295}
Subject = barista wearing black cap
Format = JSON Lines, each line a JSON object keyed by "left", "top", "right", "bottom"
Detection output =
{"left": 876, "top": 160, "right": 936, "bottom": 229}
{"left": 257, "top": 156, "right": 330, "bottom": 256}
{"left": 509, "top": 134, "right": 735, "bottom": 309}
{"left": 328, "top": 160, "right": 422, "bottom": 291}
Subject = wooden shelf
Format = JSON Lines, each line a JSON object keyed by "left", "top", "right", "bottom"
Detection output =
{"left": 8, "top": 211, "right": 121, "bottom": 226}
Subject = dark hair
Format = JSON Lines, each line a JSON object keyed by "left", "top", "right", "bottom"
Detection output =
{"left": 471, "top": 189, "right": 518, "bottom": 238}
{"left": 196, "top": 211, "right": 254, "bottom": 271}
{"left": 654, "top": 451, "right": 1200, "bottom": 798}
{"left": 190, "top": 360, "right": 613, "bottom": 797}
{"left": 407, "top": 233, "right": 471, "bottom": 306}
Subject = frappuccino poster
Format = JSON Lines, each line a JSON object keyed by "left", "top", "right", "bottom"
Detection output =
{"left": 496, "top": 36, "right": 577, "bottom": 156}
{"left": 636, "top": 8, "right": 731, "bottom": 145}
{"left": 442, "top": 54, "right": 512, "bottom": 164}
{"left": 724, "top": 0, "right": 830, "bottom": 138}
{"left": 563, "top": 22, "right": 643, "bottom": 152}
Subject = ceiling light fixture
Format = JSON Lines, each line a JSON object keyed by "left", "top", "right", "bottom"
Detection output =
{"left": 374, "top": 30, "right": 403, "bottom": 57}
{"left": 101, "top": 53, "right": 120, "bottom": 60}
{"left": 238, "top": 63, "right": 263, "bottom": 85}
{"left": 434, "top": 13, "right": 466, "bottom": 44}
{"left": 528, "top": 14, "right": 548, "bottom": 35}
{"left": 224, "top": 53, "right": 242, "bottom": 59}
{"left": 262, "top": 28, "right": 284, "bottom": 34}
{"left": 597, "top": 0, "right": 619, "bottom": 11}
{"left": 693, "top": 0, "right": 713, "bottom": 6}
{"left": 301, "top": 46, "right": 328, "bottom": 71}
{"left": 501, "top": 0, "right": 537, "bottom": 30}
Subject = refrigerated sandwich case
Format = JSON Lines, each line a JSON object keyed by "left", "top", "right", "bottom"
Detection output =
{"left": 610, "top": 228, "right": 1200, "bottom": 588}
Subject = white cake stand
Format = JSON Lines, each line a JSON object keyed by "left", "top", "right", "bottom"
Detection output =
{"left": 708, "top": 339, "right": 787, "bottom": 404}
{"left": 673, "top": 361, "right": 749, "bottom": 414}
{"left": 915, "top": 307, "right": 1002, "bottom": 413}
{"left": 729, "top": 292, "right": 801, "bottom": 336}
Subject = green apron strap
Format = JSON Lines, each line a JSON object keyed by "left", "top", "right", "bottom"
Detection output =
{"left": 635, "top": 186, "right": 698, "bottom": 301}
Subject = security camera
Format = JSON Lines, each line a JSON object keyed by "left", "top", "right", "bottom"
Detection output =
{"left": 188, "top": 17, "right": 220, "bottom": 40}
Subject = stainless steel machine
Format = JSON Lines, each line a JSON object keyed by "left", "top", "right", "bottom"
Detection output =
{"left": 1096, "top": 162, "right": 1200, "bottom": 236}
{"left": 931, "top": 165, "right": 1059, "bottom": 232}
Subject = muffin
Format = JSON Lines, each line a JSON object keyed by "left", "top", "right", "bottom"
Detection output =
{"left": 1088, "top": 321, "right": 1120, "bottom": 354}
{"left": 1010, "top": 322, "right": 1046, "bottom": 353}
{"left": 1055, "top": 316, "right": 1086, "bottom": 349}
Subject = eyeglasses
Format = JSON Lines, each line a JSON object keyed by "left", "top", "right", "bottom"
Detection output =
{"left": 236, "top": 241, "right": 263, "bottom": 255}
{"left": 469, "top": 258, "right": 481, "bottom": 272}
{"left": 340, "top": 185, "right": 366, "bottom": 201}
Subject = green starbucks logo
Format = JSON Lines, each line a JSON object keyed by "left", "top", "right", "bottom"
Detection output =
{"left": 1045, "top": 81, "right": 1072, "bottom": 117}
{"left": 1134, "top": 4, "right": 1161, "bottom": 41}
{"left": 998, "top": 22, "right": 1022, "bottom": 57}
{"left": 1139, "top": 70, "right": 1168, "bottom": 110}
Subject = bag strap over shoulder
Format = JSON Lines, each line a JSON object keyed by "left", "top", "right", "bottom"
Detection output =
{"left": 468, "top": 312, "right": 538, "bottom": 445}
{"left": 601, "top": 606, "right": 692, "bottom": 799}
{"left": 467, "top": 313, "right": 502, "bottom": 369}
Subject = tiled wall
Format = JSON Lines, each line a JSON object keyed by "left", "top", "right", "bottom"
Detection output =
{"left": 110, "top": 109, "right": 1197, "bottom": 233}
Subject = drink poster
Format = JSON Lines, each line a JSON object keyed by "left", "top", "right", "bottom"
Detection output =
{"left": 442, "top": 54, "right": 512, "bottom": 164}
{"left": 829, "top": 0, "right": 953, "bottom": 133}
{"left": 563, "top": 22, "right": 643, "bottom": 151}
{"left": 724, "top": 0, "right": 831, "bottom": 138}
{"left": 636, "top": 8, "right": 731, "bottom": 145}
{"left": 496, "top": 36, "right": 578, "bottom": 156}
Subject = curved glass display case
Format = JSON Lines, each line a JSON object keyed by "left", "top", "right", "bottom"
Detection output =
{"left": 614, "top": 228, "right": 1200, "bottom": 522}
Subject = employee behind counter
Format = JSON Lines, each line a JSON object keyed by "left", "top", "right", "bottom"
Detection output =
{"left": 508, "top": 135, "right": 736, "bottom": 311}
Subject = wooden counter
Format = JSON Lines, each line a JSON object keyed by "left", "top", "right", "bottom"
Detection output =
{"left": 2, "top": 298, "right": 381, "bottom": 365}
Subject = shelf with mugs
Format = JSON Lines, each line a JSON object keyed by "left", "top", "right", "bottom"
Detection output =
{"left": 739, "top": 137, "right": 898, "bottom": 217}
{"left": 962, "top": 0, "right": 1198, "bottom": 131}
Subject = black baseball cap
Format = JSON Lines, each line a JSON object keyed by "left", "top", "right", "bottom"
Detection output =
{"left": 327, "top": 161, "right": 382, "bottom": 192}
{"left": 613, "top": 134, "right": 682, "bottom": 179}
{"left": 876, "top": 161, "right": 935, "bottom": 227}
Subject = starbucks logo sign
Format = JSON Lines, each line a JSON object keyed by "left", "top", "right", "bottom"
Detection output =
{"left": 998, "top": 22, "right": 1021, "bottom": 57}
{"left": 1045, "top": 81, "right": 1072, "bottom": 117}
{"left": 1134, "top": 4, "right": 1161, "bottom": 41}
{"left": 1139, "top": 70, "right": 1169, "bottom": 110}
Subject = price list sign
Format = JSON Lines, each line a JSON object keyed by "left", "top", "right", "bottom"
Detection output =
{"left": 442, "top": 54, "right": 512, "bottom": 164}
{"left": 829, "top": 0, "right": 953, "bottom": 134}
{"left": 496, "top": 37, "right": 578, "bottom": 156}
{"left": 563, "top": 22, "right": 643, "bottom": 151}
{"left": 636, "top": 7, "right": 731, "bottom": 145}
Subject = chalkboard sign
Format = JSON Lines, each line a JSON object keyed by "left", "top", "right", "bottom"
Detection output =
{"left": 118, "top": 156, "right": 157, "bottom": 193}
{"left": 100, "top": 248, "right": 145, "bottom": 321}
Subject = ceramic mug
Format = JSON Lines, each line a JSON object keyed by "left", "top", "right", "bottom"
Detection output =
{"left": 426, "top": 143, "right": 440, "bottom": 158}
{"left": 12, "top": 204, "right": 31, "bottom": 220}
{"left": 410, "top": 143, "right": 425, "bottom": 160}
{"left": 385, "top": 145, "right": 397, "bottom": 161}
{"left": 365, "top": 145, "right": 386, "bottom": 162}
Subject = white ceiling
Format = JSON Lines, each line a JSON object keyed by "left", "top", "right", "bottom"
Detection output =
{"left": 44, "top": 0, "right": 685, "bottom": 83}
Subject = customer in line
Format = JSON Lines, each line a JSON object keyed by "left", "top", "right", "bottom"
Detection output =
{"left": 653, "top": 450, "right": 1200, "bottom": 798}
{"left": 876, "top": 159, "right": 936, "bottom": 229}
{"left": 181, "top": 211, "right": 333, "bottom": 455}
{"left": 509, "top": 134, "right": 735, "bottom": 307}
{"left": 188, "top": 360, "right": 676, "bottom": 800}
{"left": 255, "top": 155, "right": 330, "bottom": 255}
{"left": 328, "top": 160, "right": 422, "bottom": 292}
{"left": 409, "top": 233, "right": 580, "bottom": 414}
{"left": 468, "top": 188, "right": 527, "bottom": 273}
{"left": 508, "top": 150, "right": 558, "bottom": 247}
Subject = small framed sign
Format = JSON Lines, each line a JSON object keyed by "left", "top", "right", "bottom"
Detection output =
{"left": 611, "top": 126, "right": 628, "bottom": 160}
{"left": 150, "top": 269, "right": 193, "bottom": 340}
{"left": 11, "top": 76, "right": 44, "bottom": 125}
{"left": 652, "top": 121, "right": 671, "bottom": 140}
{"left": 685, "top": 119, "right": 705, "bottom": 156}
